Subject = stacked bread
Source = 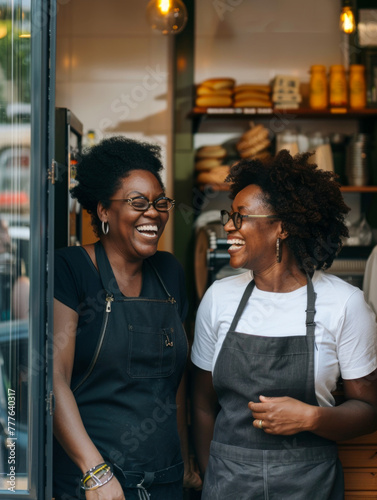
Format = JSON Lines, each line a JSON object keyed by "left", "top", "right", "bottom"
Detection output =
{"left": 195, "top": 78, "right": 235, "bottom": 108}
{"left": 233, "top": 84, "right": 272, "bottom": 108}
{"left": 195, "top": 145, "right": 230, "bottom": 185}
{"left": 272, "top": 75, "right": 302, "bottom": 109}
{"left": 236, "top": 123, "right": 271, "bottom": 161}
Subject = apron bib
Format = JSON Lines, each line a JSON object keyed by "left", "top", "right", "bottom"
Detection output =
{"left": 202, "top": 276, "right": 344, "bottom": 500}
{"left": 54, "top": 242, "right": 188, "bottom": 499}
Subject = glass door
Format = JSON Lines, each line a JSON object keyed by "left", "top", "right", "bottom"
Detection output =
{"left": 0, "top": 0, "right": 55, "bottom": 497}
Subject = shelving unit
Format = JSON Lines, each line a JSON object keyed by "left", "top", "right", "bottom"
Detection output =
{"left": 192, "top": 106, "right": 377, "bottom": 207}
{"left": 190, "top": 106, "right": 377, "bottom": 134}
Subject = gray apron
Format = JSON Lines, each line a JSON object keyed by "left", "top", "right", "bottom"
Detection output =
{"left": 202, "top": 276, "right": 344, "bottom": 500}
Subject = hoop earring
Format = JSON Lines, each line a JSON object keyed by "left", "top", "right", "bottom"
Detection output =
{"left": 102, "top": 221, "right": 109, "bottom": 235}
{"left": 276, "top": 238, "right": 282, "bottom": 263}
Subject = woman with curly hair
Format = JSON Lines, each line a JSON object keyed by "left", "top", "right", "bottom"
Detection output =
{"left": 191, "top": 149, "right": 377, "bottom": 499}
{"left": 53, "top": 136, "right": 201, "bottom": 499}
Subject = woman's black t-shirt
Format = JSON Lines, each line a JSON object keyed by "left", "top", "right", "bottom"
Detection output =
{"left": 54, "top": 246, "right": 188, "bottom": 389}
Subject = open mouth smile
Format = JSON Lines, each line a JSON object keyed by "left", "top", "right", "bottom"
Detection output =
{"left": 227, "top": 238, "right": 245, "bottom": 251}
{"left": 136, "top": 224, "right": 159, "bottom": 238}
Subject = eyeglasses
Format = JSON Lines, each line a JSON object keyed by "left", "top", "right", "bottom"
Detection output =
{"left": 220, "top": 210, "right": 278, "bottom": 230}
{"left": 109, "top": 196, "right": 175, "bottom": 212}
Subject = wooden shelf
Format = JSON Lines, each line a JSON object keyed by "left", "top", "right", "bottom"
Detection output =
{"left": 190, "top": 106, "right": 377, "bottom": 132}
{"left": 191, "top": 106, "right": 377, "bottom": 118}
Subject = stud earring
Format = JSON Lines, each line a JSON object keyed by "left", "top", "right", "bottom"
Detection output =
{"left": 276, "top": 238, "right": 282, "bottom": 263}
{"left": 102, "top": 221, "right": 109, "bottom": 235}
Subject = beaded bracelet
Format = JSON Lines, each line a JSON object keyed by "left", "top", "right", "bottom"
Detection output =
{"left": 81, "top": 462, "right": 114, "bottom": 491}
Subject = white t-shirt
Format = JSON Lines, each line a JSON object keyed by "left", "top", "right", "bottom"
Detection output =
{"left": 191, "top": 270, "right": 377, "bottom": 407}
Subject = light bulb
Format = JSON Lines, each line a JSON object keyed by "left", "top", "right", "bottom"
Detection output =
{"left": 146, "top": 0, "right": 188, "bottom": 35}
{"left": 340, "top": 6, "right": 355, "bottom": 34}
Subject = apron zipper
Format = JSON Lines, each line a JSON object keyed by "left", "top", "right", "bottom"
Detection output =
{"left": 72, "top": 293, "right": 113, "bottom": 393}
{"left": 106, "top": 295, "right": 114, "bottom": 312}
{"left": 114, "top": 297, "right": 176, "bottom": 304}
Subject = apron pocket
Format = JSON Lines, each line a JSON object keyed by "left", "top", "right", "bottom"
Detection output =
{"left": 127, "top": 324, "right": 176, "bottom": 378}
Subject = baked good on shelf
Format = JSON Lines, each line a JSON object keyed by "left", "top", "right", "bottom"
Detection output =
{"left": 196, "top": 85, "right": 233, "bottom": 96}
{"left": 237, "top": 127, "right": 270, "bottom": 152}
{"left": 196, "top": 165, "right": 230, "bottom": 185}
{"left": 234, "top": 91, "right": 271, "bottom": 102}
{"left": 196, "top": 145, "right": 227, "bottom": 159}
{"left": 238, "top": 139, "right": 271, "bottom": 158}
{"left": 196, "top": 95, "right": 233, "bottom": 108}
{"left": 199, "top": 78, "right": 235, "bottom": 90}
{"left": 195, "top": 78, "right": 235, "bottom": 107}
{"left": 195, "top": 158, "right": 223, "bottom": 171}
{"left": 233, "top": 84, "right": 271, "bottom": 94}
{"left": 234, "top": 98, "right": 272, "bottom": 108}
{"left": 236, "top": 123, "right": 271, "bottom": 160}
{"left": 233, "top": 84, "right": 272, "bottom": 108}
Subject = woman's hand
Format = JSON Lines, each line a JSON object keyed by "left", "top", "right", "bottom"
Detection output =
{"left": 85, "top": 475, "right": 125, "bottom": 500}
{"left": 183, "top": 456, "right": 202, "bottom": 491}
{"left": 248, "top": 395, "right": 315, "bottom": 435}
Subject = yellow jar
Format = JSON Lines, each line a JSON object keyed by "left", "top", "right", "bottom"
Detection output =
{"left": 349, "top": 64, "right": 366, "bottom": 109}
{"left": 309, "top": 65, "right": 328, "bottom": 109}
{"left": 329, "top": 65, "right": 347, "bottom": 107}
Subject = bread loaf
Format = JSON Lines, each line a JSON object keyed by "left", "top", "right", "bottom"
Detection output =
{"left": 239, "top": 139, "right": 271, "bottom": 158}
{"left": 197, "top": 85, "right": 233, "bottom": 96}
{"left": 195, "top": 158, "right": 223, "bottom": 171}
{"left": 249, "top": 150, "right": 271, "bottom": 161}
{"left": 234, "top": 91, "right": 271, "bottom": 103}
{"left": 234, "top": 98, "right": 272, "bottom": 108}
{"left": 196, "top": 95, "right": 233, "bottom": 108}
{"left": 196, "top": 166, "right": 230, "bottom": 185}
{"left": 196, "top": 145, "right": 227, "bottom": 159}
{"left": 200, "top": 78, "right": 235, "bottom": 90}
{"left": 234, "top": 84, "right": 271, "bottom": 94}
{"left": 237, "top": 128, "right": 270, "bottom": 152}
{"left": 240, "top": 123, "right": 266, "bottom": 140}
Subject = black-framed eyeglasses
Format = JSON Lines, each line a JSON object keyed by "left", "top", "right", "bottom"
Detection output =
{"left": 109, "top": 196, "right": 175, "bottom": 212}
{"left": 220, "top": 210, "right": 278, "bottom": 230}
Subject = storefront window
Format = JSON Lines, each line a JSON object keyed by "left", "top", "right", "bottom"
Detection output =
{"left": 0, "top": 0, "right": 31, "bottom": 492}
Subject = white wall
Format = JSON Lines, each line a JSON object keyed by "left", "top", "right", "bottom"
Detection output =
{"left": 195, "top": 0, "right": 345, "bottom": 84}
{"left": 56, "top": 0, "right": 174, "bottom": 248}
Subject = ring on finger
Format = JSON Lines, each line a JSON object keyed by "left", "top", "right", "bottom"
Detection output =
{"left": 258, "top": 419, "right": 264, "bottom": 429}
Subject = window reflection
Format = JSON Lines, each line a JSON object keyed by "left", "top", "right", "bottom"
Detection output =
{"left": 0, "top": 0, "right": 31, "bottom": 492}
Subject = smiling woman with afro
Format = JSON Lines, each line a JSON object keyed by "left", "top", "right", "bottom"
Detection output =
{"left": 226, "top": 149, "right": 350, "bottom": 272}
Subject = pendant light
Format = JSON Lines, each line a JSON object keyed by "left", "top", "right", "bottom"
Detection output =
{"left": 146, "top": 0, "right": 188, "bottom": 35}
{"left": 340, "top": 0, "right": 356, "bottom": 34}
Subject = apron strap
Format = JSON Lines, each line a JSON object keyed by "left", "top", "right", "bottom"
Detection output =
{"left": 146, "top": 259, "right": 173, "bottom": 300}
{"left": 229, "top": 274, "right": 317, "bottom": 337}
{"left": 95, "top": 240, "right": 122, "bottom": 298}
{"left": 94, "top": 241, "right": 173, "bottom": 300}
{"left": 305, "top": 273, "right": 317, "bottom": 337}
{"left": 113, "top": 461, "right": 183, "bottom": 489}
{"left": 229, "top": 280, "right": 256, "bottom": 332}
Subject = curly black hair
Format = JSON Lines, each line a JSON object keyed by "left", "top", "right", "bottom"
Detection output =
{"left": 71, "top": 136, "right": 165, "bottom": 236}
{"left": 225, "top": 149, "right": 350, "bottom": 272}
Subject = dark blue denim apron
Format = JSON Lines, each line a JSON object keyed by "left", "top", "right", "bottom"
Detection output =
{"left": 202, "top": 276, "right": 344, "bottom": 500}
{"left": 54, "top": 241, "right": 188, "bottom": 499}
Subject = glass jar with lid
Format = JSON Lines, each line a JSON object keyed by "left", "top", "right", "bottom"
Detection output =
{"left": 329, "top": 65, "right": 347, "bottom": 107}
{"left": 309, "top": 65, "right": 328, "bottom": 109}
{"left": 349, "top": 64, "right": 366, "bottom": 109}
